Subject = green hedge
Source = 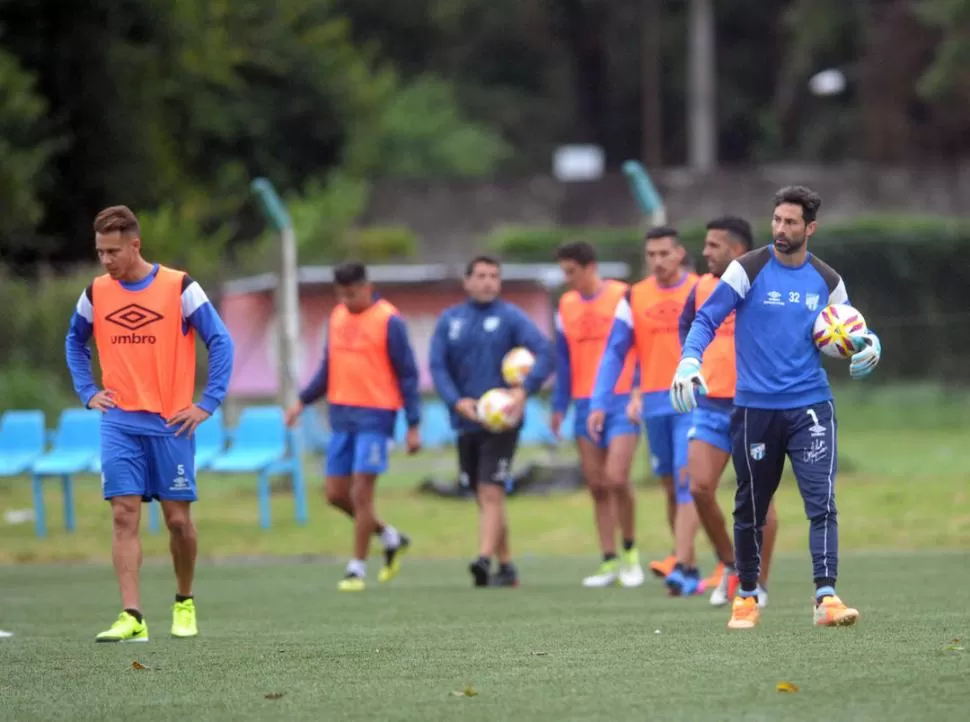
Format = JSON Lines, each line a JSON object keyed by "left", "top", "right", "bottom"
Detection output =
{"left": 488, "top": 217, "right": 970, "bottom": 381}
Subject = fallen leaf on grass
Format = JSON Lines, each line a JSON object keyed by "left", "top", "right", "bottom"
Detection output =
{"left": 776, "top": 681, "right": 799, "bottom": 693}
{"left": 131, "top": 661, "right": 150, "bottom": 671}
{"left": 264, "top": 693, "right": 285, "bottom": 700}
{"left": 450, "top": 686, "right": 478, "bottom": 698}
{"left": 530, "top": 651, "right": 549, "bottom": 656}
{"left": 945, "top": 639, "right": 965, "bottom": 652}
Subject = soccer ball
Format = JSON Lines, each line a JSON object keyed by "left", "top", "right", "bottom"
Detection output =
{"left": 813, "top": 303, "right": 868, "bottom": 359}
{"left": 501, "top": 347, "right": 535, "bottom": 386}
{"left": 476, "top": 388, "right": 519, "bottom": 432}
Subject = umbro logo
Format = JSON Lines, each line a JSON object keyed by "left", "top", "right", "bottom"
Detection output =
{"left": 105, "top": 304, "right": 164, "bottom": 331}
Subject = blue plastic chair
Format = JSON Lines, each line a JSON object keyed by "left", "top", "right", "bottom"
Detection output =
{"left": 0, "top": 410, "right": 47, "bottom": 477}
{"left": 559, "top": 406, "right": 577, "bottom": 441}
{"left": 31, "top": 409, "right": 101, "bottom": 537}
{"left": 421, "top": 400, "right": 457, "bottom": 449}
{"left": 207, "top": 406, "right": 307, "bottom": 529}
{"left": 299, "top": 407, "right": 329, "bottom": 455}
{"left": 521, "top": 398, "right": 557, "bottom": 446}
{"left": 194, "top": 409, "right": 226, "bottom": 470}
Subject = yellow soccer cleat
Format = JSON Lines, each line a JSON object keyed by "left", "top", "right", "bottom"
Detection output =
{"left": 813, "top": 595, "right": 859, "bottom": 627}
{"left": 95, "top": 611, "right": 149, "bottom": 643}
{"left": 582, "top": 558, "right": 620, "bottom": 588}
{"left": 619, "top": 548, "right": 645, "bottom": 588}
{"left": 338, "top": 574, "right": 365, "bottom": 592}
{"left": 171, "top": 599, "right": 199, "bottom": 638}
{"left": 378, "top": 534, "right": 411, "bottom": 583}
{"left": 727, "top": 595, "right": 760, "bottom": 630}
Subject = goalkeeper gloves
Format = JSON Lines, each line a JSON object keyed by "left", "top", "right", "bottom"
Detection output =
{"left": 670, "top": 358, "right": 708, "bottom": 413}
{"left": 848, "top": 332, "right": 881, "bottom": 380}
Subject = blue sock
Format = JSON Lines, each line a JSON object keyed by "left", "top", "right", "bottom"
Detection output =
{"left": 739, "top": 588, "right": 758, "bottom": 598}
{"left": 815, "top": 585, "right": 836, "bottom": 601}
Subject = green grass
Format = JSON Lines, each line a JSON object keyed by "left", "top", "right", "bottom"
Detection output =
{"left": 2, "top": 386, "right": 970, "bottom": 563}
{"left": 0, "top": 554, "right": 968, "bottom": 721}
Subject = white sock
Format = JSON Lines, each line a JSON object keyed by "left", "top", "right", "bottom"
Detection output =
{"left": 346, "top": 559, "right": 366, "bottom": 578}
{"left": 380, "top": 525, "right": 401, "bottom": 548}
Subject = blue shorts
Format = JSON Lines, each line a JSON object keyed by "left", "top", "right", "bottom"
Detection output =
{"left": 101, "top": 426, "right": 197, "bottom": 502}
{"left": 326, "top": 431, "right": 390, "bottom": 477}
{"left": 688, "top": 406, "right": 732, "bottom": 453}
{"left": 574, "top": 395, "right": 639, "bottom": 449}
{"left": 643, "top": 413, "right": 693, "bottom": 504}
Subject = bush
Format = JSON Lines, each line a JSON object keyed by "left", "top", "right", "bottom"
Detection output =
{"left": 339, "top": 225, "right": 419, "bottom": 262}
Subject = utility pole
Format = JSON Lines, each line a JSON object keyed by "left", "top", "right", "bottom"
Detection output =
{"left": 641, "top": 0, "right": 663, "bottom": 167}
{"left": 251, "top": 178, "right": 300, "bottom": 409}
{"left": 687, "top": 0, "right": 717, "bottom": 171}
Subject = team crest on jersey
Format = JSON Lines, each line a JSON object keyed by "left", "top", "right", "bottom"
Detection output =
{"left": 483, "top": 316, "right": 500, "bottom": 332}
{"left": 805, "top": 293, "right": 820, "bottom": 311}
{"left": 749, "top": 443, "right": 766, "bottom": 461}
{"left": 448, "top": 318, "right": 463, "bottom": 340}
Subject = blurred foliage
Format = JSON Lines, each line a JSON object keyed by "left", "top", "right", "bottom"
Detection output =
{"left": 1, "top": 0, "right": 969, "bottom": 274}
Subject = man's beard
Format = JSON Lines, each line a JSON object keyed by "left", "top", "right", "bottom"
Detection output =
{"left": 773, "top": 234, "right": 806, "bottom": 254}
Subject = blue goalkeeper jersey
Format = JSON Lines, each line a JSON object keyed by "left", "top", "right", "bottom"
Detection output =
{"left": 681, "top": 246, "right": 849, "bottom": 410}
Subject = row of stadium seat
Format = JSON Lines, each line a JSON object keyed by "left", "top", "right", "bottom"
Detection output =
{"left": 0, "top": 400, "right": 579, "bottom": 539}
{"left": 0, "top": 407, "right": 306, "bottom": 538}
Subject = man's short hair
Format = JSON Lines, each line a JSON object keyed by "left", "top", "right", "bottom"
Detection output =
{"left": 555, "top": 241, "right": 597, "bottom": 266}
{"left": 465, "top": 254, "right": 501, "bottom": 278}
{"left": 644, "top": 225, "right": 680, "bottom": 243}
{"left": 94, "top": 205, "right": 140, "bottom": 237}
{"left": 773, "top": 185, "right": 822, "bottom": 224}
{"left": 706, "top": 216, "right": 753, "bottom": 251}
{"left": 334, "top": 261, "right": 367, "bottom": 287}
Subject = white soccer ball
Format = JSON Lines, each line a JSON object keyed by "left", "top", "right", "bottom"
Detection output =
{"left": 812, "top": 303, "right": 868, "bottom": 359}
{"left": 476, "top": 388, "right": 519, "bottom": 432}
{"left": 501, "top": 347, "right": 535, "bottom": 387}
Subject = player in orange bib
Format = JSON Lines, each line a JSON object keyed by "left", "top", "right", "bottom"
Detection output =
{"left": 678, "top": 217, "right": 778, "bottom": 607}
{"left": 65, "top": 206, "right": 235, "bottom": 642}
{"left": 591, "top": 227, "right": 708, "bottom": 591}
{"left": 285, "top": 262, "right": 421, "bottom": 592}
{"left": 551, "top": 242, "right": 644, "bottom": 588}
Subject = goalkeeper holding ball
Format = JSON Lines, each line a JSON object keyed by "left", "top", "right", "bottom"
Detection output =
{"left": 672, "top": 186, "right": 881, "bottom": 630}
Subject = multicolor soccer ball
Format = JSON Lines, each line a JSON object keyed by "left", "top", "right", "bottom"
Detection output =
{"left": 476, "top": 388, "right": 519, "bottom": 432}
{"left": 812, "top": 303, "right": 868, "bottom": 359}
{"left": 501, "top": 347, "right": 535, "bottom": 386}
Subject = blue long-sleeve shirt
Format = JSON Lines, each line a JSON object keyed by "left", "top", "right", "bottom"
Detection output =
{"left": 589, "top": 297, "right": 647, "bottom": 415}
{"left": 65, "top": 265, "right": 235, "bottom": 435}
{"left": 430, "top": 299, "right": 553, "bottom": 432}
{"left": 681, "top": 246, "right": 849, "bottom": 409}
{"left": 298, "top": 311, "right": 421, "bottom": 436}
{"left": 678, "top": 286, "right": 698, "bottom": 347}
{"left": 551, "top": 313, "right": 572, "bottom": 414}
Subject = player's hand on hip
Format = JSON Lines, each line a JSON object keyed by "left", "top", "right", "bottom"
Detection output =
{"left": 626, "top": 393, "right": 642, "bottom": 423}
{"left": 87, "top": 389, "right": 116, "bottom": 412}
{"left": 283, "top": 400, "right": 304, "bottom": 428}
{"left": 848, "top": 332, "right": 881, "bottom": 379}
{"left": 167, "top": 405, "right": 210, "bottom": 437}
{"left": 670, "top": 358, "right": 707, "bottom": 414}
{"left": 586, "top": 409, "right": 605, "bottom": 443}
{"left": 405, "top": 426, "right": 422, "bottom": 455}
{"left": 455, "top": 398, "right": 479, "bottom": 422}
{"left": 550, "top": 411, "right": 564, "bottom": 439}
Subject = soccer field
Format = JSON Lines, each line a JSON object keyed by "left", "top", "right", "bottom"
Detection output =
{"left": 0, "top": 553, "right": 967, "bottom": 722}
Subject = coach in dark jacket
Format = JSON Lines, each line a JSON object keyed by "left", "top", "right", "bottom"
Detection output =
{"left": 429, "top": 255, "right": 552, "bottom": 588}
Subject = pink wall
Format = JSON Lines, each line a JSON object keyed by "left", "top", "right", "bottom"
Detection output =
{"left": 221, "top": 285, "right": 554, "bottom": 397}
